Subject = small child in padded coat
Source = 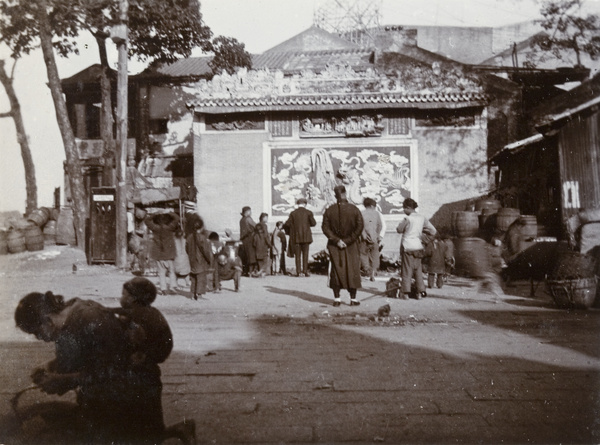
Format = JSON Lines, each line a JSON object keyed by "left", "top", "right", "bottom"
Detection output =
{"left": 185, "top": 215, "right": 213, "bottom": 300}
{"left": 424, "top": 233, "right": 453, "bottom": 289}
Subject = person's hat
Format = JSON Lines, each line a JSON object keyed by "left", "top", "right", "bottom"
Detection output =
{"left": 241, "top": 206, "right": 251, "bottom": 215}
{"left": 297, "top": 198, "right": 307, "bottom": 205}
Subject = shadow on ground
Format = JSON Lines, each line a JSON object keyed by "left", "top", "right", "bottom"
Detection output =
{"left": 2, "top": 313, "right": 599, "bottom": 444}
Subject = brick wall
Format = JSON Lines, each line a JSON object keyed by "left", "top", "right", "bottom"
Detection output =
{"left": 194, "top": 131, "right": 270, "bottom": 233}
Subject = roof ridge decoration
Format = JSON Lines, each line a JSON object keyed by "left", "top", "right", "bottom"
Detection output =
{"left": 186, "top": 62, "right": 483, "bottom": 103}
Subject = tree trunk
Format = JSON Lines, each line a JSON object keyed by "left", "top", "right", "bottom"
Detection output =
{"left": 95, "top": 34, "right": 116, "bottom": 187}
{"left": 0, "top": 59, "right": 38, "bottom": 215}
{"left": 37, "top": 0, "right": 88, "bottom": 249}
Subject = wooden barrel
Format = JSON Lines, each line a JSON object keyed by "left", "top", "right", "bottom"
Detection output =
{"left": 475, "top": 198, "right": 501, "bottom": 214}
{"left": 518, "top": 215, "right": 538, "bottom": 238}
{"left": 453, "top": 237, "right": 490, "bottom": 278}
{"left": 7, "top": 229, "right": 26, "bottom": 254}
{"left": 43, "top": 220, "right": 57, "bottom": 245}
{"left": 496, "top": 208, "right": 520, "bottom": 232}
{"left": 56, "top": 207, "right": 77, "bottom": 245}
{"left": 50, "top": 207, "right": 60, "bottom": 221}
{"left": 478, "top": 208, "right": 497, "bottom": 239}
{"left": 0, "top": 230, "right": 7, "bottom": 255}
{"left": 25, "top": 225, "right": 44, "bottom": 251}
{"left": 452, "top": 211, "right": 479, "bottom": 238}
{"left": 27, "top": 207, "right": 51, "bottom": 227}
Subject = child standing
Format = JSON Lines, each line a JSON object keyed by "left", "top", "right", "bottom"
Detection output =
{"left": 173, "top": 228, "right": 191, "bottom": 291}
{"left": 424, "top": 233, "right": 453, "bottom": 289}
{"left": 271, "top": 221, "right": 287, "bottom": 275}
{"left": 185, "top": 215, "right": 213, "bottom": 300}
{"left": 253, "top": 213, "right": 271, "bottom": 278}
{"left": 207, "top": 232, "right": 224, "bottom": 292}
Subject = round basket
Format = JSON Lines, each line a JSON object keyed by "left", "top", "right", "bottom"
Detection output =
{"left": 546, "top": 277, "right": 598, "bottom": 310}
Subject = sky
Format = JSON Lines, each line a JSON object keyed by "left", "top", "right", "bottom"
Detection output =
{"left": 1, "top": 0, "right": 599, "bottom": 214}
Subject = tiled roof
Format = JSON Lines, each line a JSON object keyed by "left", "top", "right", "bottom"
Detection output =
{"left": 138, "top": 57, "right": 213, "bottom": 79}
{"left": 532, "top": 71, "right": 600, "bottom": 124}
{"left": 191, "top": 91, "right": 488, "bottom": 113}
{"left": 253, "top": 48, "right": 374, "bottom": 73}
{"left": 62, "top": 64, "right": 116, "bottom": 84}
{"left": 262, "top": 25, "right": 360, "bottom": 53}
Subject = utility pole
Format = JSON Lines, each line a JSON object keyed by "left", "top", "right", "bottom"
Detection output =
{"left": 113, "top": 0, "right": 128, "bottom": 268}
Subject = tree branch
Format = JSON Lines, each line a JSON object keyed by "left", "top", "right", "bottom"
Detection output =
{"left": 0, "top": 111, "right": 13, "bottom": 118}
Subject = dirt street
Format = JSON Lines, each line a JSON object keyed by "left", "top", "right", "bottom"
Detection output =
{"left": 0, "top": 245, "right": 599, "bottom": 444}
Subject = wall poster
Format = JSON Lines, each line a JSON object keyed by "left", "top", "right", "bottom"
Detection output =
{"left": 271, "top": 145, "right": 412, "bottom": 216}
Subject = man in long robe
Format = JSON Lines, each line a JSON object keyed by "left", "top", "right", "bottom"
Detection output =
{"left": 322, "top": 185, "right": 364, "bottom": 307}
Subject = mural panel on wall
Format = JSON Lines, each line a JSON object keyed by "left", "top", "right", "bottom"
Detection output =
{"left": 272, "top": 146, "right": 411, "bottom": 216}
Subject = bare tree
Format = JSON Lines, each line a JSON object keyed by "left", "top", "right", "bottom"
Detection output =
{"left": 529, "top": 0, "right": 600, "bottom": 67}
{"left": 0, "top": 57, "right": 37, "bottom": 215}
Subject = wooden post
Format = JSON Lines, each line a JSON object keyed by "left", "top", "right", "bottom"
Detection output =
{"left": 114, "top": 0, "right": 128, "bottom": 268}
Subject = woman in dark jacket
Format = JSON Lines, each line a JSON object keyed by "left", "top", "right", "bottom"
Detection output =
{"left": 185, "top": 214, "right": 213, "bottom": 300}
{"left": 239, "top": 206, "right": 257, "bottom": 276}
{"left": 253, "top": 212, "right": 272, "bottom": 277}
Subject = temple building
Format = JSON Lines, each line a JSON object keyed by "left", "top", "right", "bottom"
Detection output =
{"left": 63, "top": 26, "right": 538, "bottom": 253}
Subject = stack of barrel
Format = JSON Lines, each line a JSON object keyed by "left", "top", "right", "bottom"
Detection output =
{"left": 0, "top": 206, "right": 76, "bottom": 256}
{"left": 450, "top": 199, "right": 539, "bottom": 277}
{"left": 451, "top": 201, "right": 493, "bottom": 279}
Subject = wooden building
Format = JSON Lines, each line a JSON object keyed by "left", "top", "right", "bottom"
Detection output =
{"left": 490, "top": 73, "right": 600, "bottom": 237}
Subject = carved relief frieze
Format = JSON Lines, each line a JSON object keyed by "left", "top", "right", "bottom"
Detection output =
{"left": 299, "top": 114, "right": 384, "bottom": 138}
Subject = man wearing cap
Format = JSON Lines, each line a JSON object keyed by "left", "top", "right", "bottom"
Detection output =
{"left": 283, "top": 197, "right": 317, "bottom": 277}
{"left": 239, "top": 206, "right": 257, "bottom": 276}
{"left": 322, "top": 185, "right": 364, "bottom": 306}
{"left": 396, "top": 198, "right": 437, "bottom": 299}
{"left": 360, "top": 197, "right": 383, "bottom": 282}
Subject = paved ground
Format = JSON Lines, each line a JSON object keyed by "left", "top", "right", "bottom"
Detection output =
{"left": 0, "top": 245, "right": 599, "bottom": 444}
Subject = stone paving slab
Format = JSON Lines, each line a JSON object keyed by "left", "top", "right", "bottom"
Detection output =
{"left": 1, "top": 246, "right": 599, "bottom": 443}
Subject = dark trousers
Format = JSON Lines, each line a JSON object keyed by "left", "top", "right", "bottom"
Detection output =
{"left": 401, "top": 249, "right": 425, "bottom": 294}
{"left": 190, "top": 272, "right": 207, "bottom": 296}
{"left": 294, "top": 243, "right": 310, "bottom": 275}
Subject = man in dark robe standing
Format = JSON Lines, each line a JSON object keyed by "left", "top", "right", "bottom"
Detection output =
{"left": 322, "top": 185, "right": 364, "bottom": 307}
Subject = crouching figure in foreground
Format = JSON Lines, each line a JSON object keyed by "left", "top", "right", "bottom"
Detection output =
{"left": 14, "top": 281, "right": 195, "bottom": 444}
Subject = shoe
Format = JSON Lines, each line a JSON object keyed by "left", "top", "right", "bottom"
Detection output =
{"left": 193, "top": 294, "right": 198, "bottom": 301}
{"left": 417, "top": 291, "right": 427, "bottom": 300}
{"left": 401, "top": 293, "right": 410, "bottom": 300}
{"left": 304, "top": 272, "right": 310, "bottom": 277}
{"left": 350, "top": 300, "right": 360, "bottom": 306}
{"left": 369, "top": 276, "right": 375, "bottom": 282}
{"left": 332, "top": 300, "right": 341, "bottom": 307}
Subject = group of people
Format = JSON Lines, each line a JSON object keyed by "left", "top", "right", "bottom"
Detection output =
{"left": 239, "top": 197, "right": 318, "bottom": 279}
{"left": 139, "top": 212, "right": 242, "bottom": 300}
{"left": 14, "top": 277, "right": 194, "bottom": 444}
{"left": 136, "top": 187, "right": 452, "bottom": 306}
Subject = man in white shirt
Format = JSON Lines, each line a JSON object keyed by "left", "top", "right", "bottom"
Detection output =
{"left": 396, "top": 198, "right": 437, "bottom": 299}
